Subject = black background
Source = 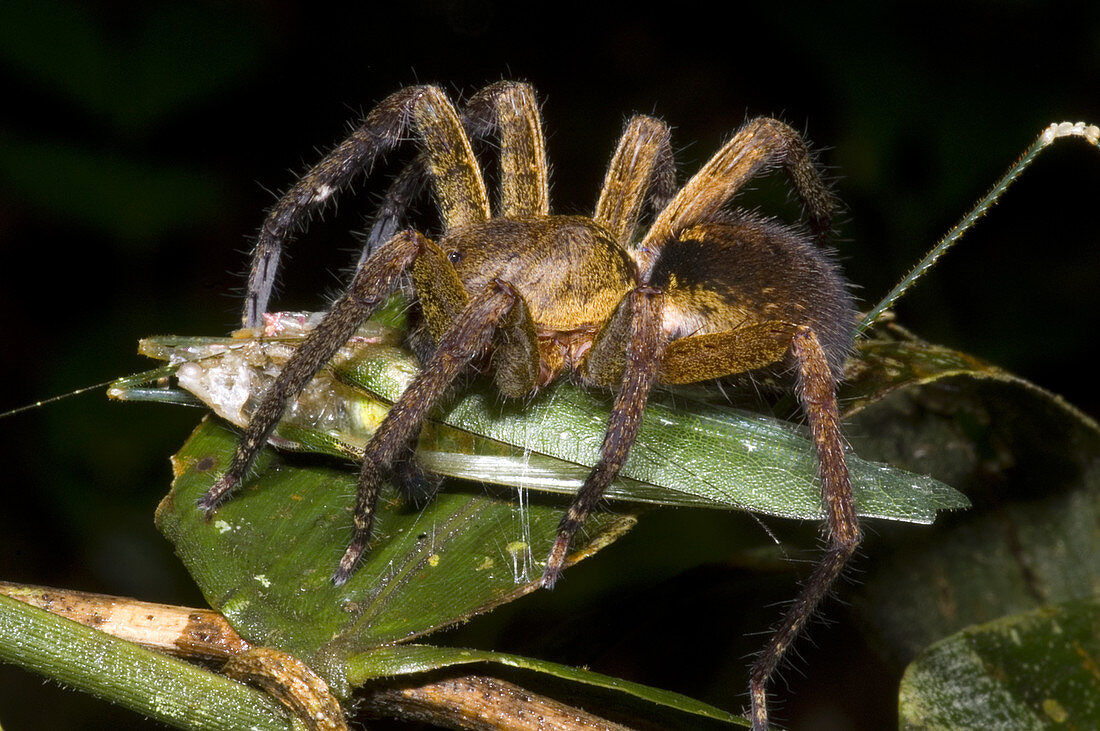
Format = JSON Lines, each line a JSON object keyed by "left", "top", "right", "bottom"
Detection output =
{"left": 1, "top": 1, "right": 1099, "bottom": 728}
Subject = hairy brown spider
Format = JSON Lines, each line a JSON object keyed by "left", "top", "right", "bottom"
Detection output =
{"left": 198, "top": 81, "right": 858, "bottom": 730}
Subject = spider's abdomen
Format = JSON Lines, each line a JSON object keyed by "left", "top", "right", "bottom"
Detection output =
{"left": 647, "top": 215, "right": 856, "bottom": 378}
{"left": 440, "top": 216, "right": 637, "bottom": 332}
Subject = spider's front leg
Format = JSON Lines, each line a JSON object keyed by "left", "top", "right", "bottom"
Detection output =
{"left": 359, "top": 81, "right": 550, "bottom": 268}
{"left": 334, "top": 277, "right": 525, "bottom": 583}
{"left": 243, "top": 84, "right": 493, "bottom": 328}
{"left": 198, "top": 230, "right": 425, "bottom": 515}
{"left": 542, "top": 286, "right": 665, "bottom": 587}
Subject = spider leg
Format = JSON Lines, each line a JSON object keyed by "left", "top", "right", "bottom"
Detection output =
{"left": 663, "top": 321, "right": 858, "bottom": 731}
{"left": 595, "top": 115, "right": 675, "bottom": 246}
{"left": 366, "top": 98, "right": 671, "bottom": 256}
{"left": 463, "top": 81, "right": 550, "bottom": 217}
{"left": 358, "top": 81, "right": 548, "bottom": 274}
{"left": 334, "top": 278, "right": 521, "bottom": 584}
{"left": 638, "top": 118, "right": 834, "bottom": 274}
{"left": 358, "top": 155, "right": 429, "bottom": 270}
{"left": 747, "top": 325, "right": 858, "bottom": 731}
{"left": 244, "top": 85, "right": 490, "bottom": 328}
{"left": 542, "top": 286, "right": 664, "bottom": 587}
{"left": 198, "top": 231, "right": 425, "bottom": 514}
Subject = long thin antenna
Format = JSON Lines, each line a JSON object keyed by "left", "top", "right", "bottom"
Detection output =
{"left": 0, "top": 364, "right": 203, "bottom": 420}
{"left": 0, "top": 379, "right": 119, "bottom": 419}
{"left": 856, "top": 121, "right": 1100, "bottom": 338}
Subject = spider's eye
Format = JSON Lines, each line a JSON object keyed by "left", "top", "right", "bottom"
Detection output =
{"left": 447, "top": 250, "right": 464, "bottom": 264}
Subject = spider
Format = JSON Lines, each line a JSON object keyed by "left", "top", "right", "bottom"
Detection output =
{"left": 197, "top": 81, "right": 858, "bottom": 730}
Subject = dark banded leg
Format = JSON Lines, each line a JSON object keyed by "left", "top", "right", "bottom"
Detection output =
{"left": 542, "top": 287, "right": 664, "bottom": 588}
{"left": 199, "top": 231, "right": 424, "bottom": 514}
{"left": 748, "top": 326, "right": 859, "bottom": 731}
{"left": 244, "top": 85, "right": 490, "bottom": 328}
{"left": 334, "top": 279, "right": 520, "bottom": 584}
{"left": 357, "top": 156, "right": 429, "bottom": 270}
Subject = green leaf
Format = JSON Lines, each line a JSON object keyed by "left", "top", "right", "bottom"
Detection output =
{"left": 898, "top": 598, "right": 1100, "bottom": 729}
{"left": 157, "top": 418, "right": 636, "bottom": 695}
{"left": 844, "top": 332, "right": 1100, "bottom": 664}
{"left": 347, "top": 644, "right": 748, "bottom": 727}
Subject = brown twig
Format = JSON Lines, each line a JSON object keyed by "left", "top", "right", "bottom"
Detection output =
{"left": 361, "top": 674, "right": 631, "bottom": 731}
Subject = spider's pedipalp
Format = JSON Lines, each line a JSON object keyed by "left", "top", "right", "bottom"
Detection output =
{"left": 244, "top": 85, "right": 489, "bottom": 328}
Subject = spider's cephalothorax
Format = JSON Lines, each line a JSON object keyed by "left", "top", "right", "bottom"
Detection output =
{"left": 198, "top": 82, "right": 858, "bottom": 730}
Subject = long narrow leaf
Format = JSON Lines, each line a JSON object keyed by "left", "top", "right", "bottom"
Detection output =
{"left": 0, "top": 592, "right": 294, "bottom": 731}
{"left": 347, "top": 644, "right": 747, "bottom": 727}
{"left": 116, "top": 314, "right": 967, "bottom": 524}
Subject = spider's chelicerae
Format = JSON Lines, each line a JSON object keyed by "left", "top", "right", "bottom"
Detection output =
{"left": 199, "top": 81, "right": 858, "bottom": 730}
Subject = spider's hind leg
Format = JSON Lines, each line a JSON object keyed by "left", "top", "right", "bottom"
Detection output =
{"left": 748, "top": 343, "right": 858, "bottom": 728}
{"left": 658, "top": 319, "right": 858, "bottom": 731}
{"left": 752, "top": 327, "right": 859, "bottom": 731}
